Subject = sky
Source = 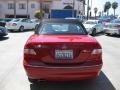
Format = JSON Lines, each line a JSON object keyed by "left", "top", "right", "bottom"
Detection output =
{"left": 85, "top": 0, "right": 120, "bottom": 16}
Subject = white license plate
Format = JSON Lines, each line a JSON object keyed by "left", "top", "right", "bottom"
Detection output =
{"left": 55, "top": 50, "right": 73, "bottom": 59}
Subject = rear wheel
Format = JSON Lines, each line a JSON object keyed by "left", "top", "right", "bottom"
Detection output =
{"left": 28, "top": 78, "right": 38, "bottom": 83}
{"left": 92, "top": 29, "right": 96, "bottom": 36}
{"left": 106, "top": 33, "right": 110, "bottom": 36}
{"left": 19, "top": 26, "right": 24, "bottom": 32}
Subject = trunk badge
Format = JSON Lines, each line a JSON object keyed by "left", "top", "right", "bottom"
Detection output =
{"left": 61, "top": 44, "right": 67, "bottom": 49}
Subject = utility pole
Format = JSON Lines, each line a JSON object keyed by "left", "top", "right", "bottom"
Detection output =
{"left": 14, "top": 0, "right": 16, "bottom": 18}
{"left": 72, "top": 0, "right": 75, "bottom": 17}
{"left": 87, "top": 0, "right": 90, "bottom": 20}
{"left": 27, "top": 0, "right": 29, "bottom": 18}
{"left": 90, "top": 0, "right": 92, "bottom": 17}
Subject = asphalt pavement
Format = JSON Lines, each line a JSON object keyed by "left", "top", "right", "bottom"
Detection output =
{"left": 0, "top": 31, "right": 120, "bottom": 90}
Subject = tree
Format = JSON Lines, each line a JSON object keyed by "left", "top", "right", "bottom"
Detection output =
{"left": 34, "top": 10, "right": 44, "bottom": 19}
{"left": 112, "top": 2, "right": 118, "bottom": 16}
{"left": 94, "top": 7, "right": 98, "bottom": 19}
{"left": 104, "top": 2, "right": 111, "bottom": 16}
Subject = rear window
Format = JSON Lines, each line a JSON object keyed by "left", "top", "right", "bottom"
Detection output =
{"left": 38, "top": 23, "right": 86, "bottom": 35}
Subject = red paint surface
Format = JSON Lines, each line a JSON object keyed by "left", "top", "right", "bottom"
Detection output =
{"left": 23, "top": 34, "right": 102, "bottom": 81}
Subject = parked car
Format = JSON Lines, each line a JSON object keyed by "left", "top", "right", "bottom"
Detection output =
{"left": 31, "top": 19, "right": 40, "bottom": 29}
{"left": 5, "top": 18, "right": 37, "bottom": 32}
{"left": 104, "top": 19, "right": 120, "bottom": 35}
{"left": 98, "top": 16, "right": 117, "bottom": 23}
{"left": 84, "top": 20, "right": 104, "bottom": 35}
{"left": 23, "top": 19, "right": 103, "bottom": 83}
{"left": 0, "top": 26, "right": 8, "bottom": 37}
{"left": 0, "top": 18, "right": 13, "bottom": 27}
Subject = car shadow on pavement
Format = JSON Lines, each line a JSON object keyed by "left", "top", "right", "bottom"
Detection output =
{"left": 105, "top": 35, "right": 120, "bottom": 38}
{"left": 30, "top": 72, "right": 116, "bottom": 90}
{"left": 93, "top": 32, "right": 105, "bottom": 37}
{"left": 9, "top": 29, "right": 34, "bottom": 33}
{"left": 0, "top": 37, "right": 9, "bottom": 41}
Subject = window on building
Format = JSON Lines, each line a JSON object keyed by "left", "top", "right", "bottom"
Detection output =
{"left": 43, "top": 4, "right": 49, "bottom": 13}
{"left": 8, "top": 3, "right": 14, "bottom": 9}
{"left": 31, "top": 3, "right": 35, "bottom": 8}
{"left": 19, "top": 3, "right": 26, "bottom": 9}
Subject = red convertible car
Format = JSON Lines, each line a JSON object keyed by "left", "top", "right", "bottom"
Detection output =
{"left": 23, "top": 19, "right": 103, "bottom": 83}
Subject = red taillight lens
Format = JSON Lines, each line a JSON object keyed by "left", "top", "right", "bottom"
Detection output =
{"left": 24, "top": 49, "right": 36, "bottom": 55}
{"left": 81, "top": 49, "right": 102, "bottom": 54}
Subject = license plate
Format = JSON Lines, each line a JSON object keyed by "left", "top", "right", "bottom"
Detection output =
{"left": 55, "top": 50, "right": 73, "bottom": 59}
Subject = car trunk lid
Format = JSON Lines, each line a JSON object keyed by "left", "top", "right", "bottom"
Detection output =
{"left": 25, "top": 35, "right": 101, "bottom": 65}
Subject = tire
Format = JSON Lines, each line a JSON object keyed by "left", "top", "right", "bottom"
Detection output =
{"left": 106, "top": 33, "right": 110, "bottom": 36}
{"left": 28, "top": 78, "right": 38, "bottom": 83}
{"left": 19, "top": 26, "right": 24, "bottom": 32}
{"left": 92, "top": 29, "right": 96, "bottom": 36}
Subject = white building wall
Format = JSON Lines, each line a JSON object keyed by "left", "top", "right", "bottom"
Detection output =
{"left": 28, "top": 1, "right": 40, "bottom": 18}
{"left": 51, "top": 0, "right": 84, "bottom": 15}
{"left": 0, "top": 1, "right": 4, "bottom": 18}
{"left": 0, "top": 0, "right": 40, "bottom": 18}
{"left": 0, "top": 0, "right": 85, "bottom": 18}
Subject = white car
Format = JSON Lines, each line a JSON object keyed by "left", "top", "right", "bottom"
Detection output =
{"left": 104, "top": 19, "right": 120, "bottom": 35}
{"left": 31, "top": 19, "right": 40, "bottom": 29}
{"left": 84, "top": 20, "right": 104, "bottom": 35}
{"left": 5, "top": 18, "right": 37, "bottom": 32}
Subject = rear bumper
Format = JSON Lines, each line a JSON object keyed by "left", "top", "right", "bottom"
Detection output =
{"left": 104, "top": 28, "right": 120, "bottom": 35}
{"left": 24, "top": 62, "right": 102, "bottom": 81}
{"left": 5, "top": 26, "right": 19, "bottom": 31}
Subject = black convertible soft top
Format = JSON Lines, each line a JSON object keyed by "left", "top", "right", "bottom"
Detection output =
{"left": 42, "top": 19, "right": 82, "bottom": 24}
{"left": 35, "top": 19, "right": 88, "bottom": 34}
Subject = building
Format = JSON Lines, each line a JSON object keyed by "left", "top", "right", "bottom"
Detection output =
{"left": 0, "top": 0, "right": 85, "bottom": 18}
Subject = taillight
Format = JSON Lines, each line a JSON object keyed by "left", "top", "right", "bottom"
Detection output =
{"left": 81, "top": 49, "right": 102, "bottom": 54}
{"left": 24, "top": 49, "right": 36, "bottom": 55}
{"left": 12, "top": 23, "right": 17, "bottom": 26}
{"left": 92, "top": 49, "right": 102, "bottom": 54}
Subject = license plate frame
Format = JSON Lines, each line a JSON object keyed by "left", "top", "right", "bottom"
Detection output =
{"left": 55, "top": 50, "right": 73, "bottom": 60}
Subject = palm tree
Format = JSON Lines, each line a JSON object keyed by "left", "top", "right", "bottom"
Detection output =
{"left": 94, "top": 7, "right": 98, "bottom": 19}
{"left": 104, "top": 2, "right": 111, "bottom": 16}
{"left": 112, "top": 2, "right": 118, "bottom": 16}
